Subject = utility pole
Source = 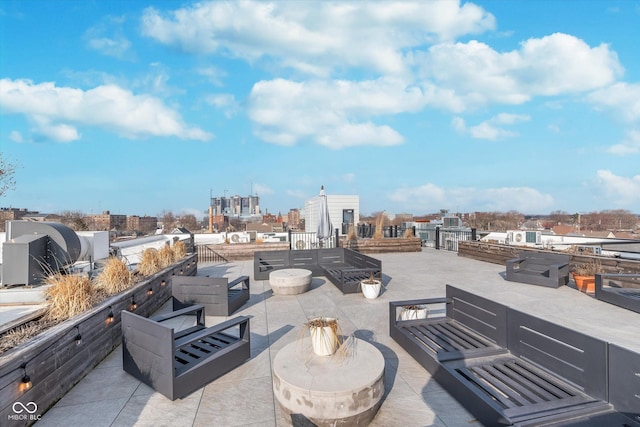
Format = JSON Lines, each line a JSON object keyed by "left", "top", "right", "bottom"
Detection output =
{"left": 209, "top": 188, "right": 214, "bottom": 233}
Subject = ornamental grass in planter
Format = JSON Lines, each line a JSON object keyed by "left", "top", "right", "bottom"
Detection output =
{"left": 571, "top": 259, "right": 602, "bottom": 294}
{"left": 173, "top": 240, "right": 187, "bottom": 259}
{"left": 360, "top": 273, "right": 382, "bottom": 299}
{"left": 304, "top": 317, "right": 344, "bottom": 357}
{"left": 94, "top": 257, "right": 133, "bottom": 295}
{"left": 45, "top": 273, "right": 97, "bottom": 321}
{"left": 137, "top": 248, "right": 162, "bottom": 276}
{"left": 398, "top": 304, "right": 428, "bottom": 321}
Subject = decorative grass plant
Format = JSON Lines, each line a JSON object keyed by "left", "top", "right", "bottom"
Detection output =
{"left": 94, "top": 257, "right": 133, "bottom": 295}
{"left": 44, "top": 273, "right": 97, "bottom": 321}
{"left": 158, "top": 244, "right": 175, "bottom": 269}
{"left": 173, "top": 240, "right": 187, "bottom": 259}
{"left": 137, "top": 248, "right": 162, "bottom": 276}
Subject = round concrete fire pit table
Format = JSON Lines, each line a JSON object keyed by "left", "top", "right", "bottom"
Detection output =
{"left": 272, "top": 337, "right": 385, "bottom": 426}
{"left": 269, "top": 268, "right": 312, "bottom": 295}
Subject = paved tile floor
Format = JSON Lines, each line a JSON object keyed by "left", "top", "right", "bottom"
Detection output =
{"left": 34, "top": 249, "right": 640, "bottom": 427}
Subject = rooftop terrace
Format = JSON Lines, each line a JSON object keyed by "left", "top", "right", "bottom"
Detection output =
{"left": 33, "top": 249, "right": 640, "bottom": 427}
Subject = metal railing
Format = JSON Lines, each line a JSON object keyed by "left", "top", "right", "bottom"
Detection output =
{"left": 435, "top": 228, "right": 477, "bottom": 252}
{"left": 289, "top": 230, "right": 338, "bottom": 250}
{"left": 356, "top": 224, "right": 415, "bottom": 239}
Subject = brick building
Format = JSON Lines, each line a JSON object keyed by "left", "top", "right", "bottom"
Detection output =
{"left": 86, "top": 210, "right": 127, "bottom": 231}
{"left": 127, "top": 215, "right": 158, "bottom": 234}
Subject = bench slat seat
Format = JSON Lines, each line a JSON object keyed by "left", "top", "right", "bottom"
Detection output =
{"left": 444, "top": 356, "right": 610, "bottom": 424}
{"left": 400, "top": 320, "right": 507, "bottom": 362}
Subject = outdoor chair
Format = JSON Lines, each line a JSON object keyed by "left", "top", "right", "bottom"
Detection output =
{"left": 172, "top": 275, "right": 250, "bottom": 316}
{"left": 122, "top": 305, "right": 250, "bottom": 400}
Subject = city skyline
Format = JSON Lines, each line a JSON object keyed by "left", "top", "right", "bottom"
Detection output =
{"left": 1, "top": 1, "right": 640, "bottom": 218}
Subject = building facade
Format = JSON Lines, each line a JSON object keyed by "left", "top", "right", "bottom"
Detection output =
{"left": 304, "top": 194, "right": 359, "bottom": 236}
{"left": 127, "top": 215, "right": 158, "bottom": 234}
{"left": 86, "top": 211, "right": 127, "bottom": 231}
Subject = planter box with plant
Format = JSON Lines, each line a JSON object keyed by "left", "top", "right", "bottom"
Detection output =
{"left": 571, "top": 259, "right": 602, "bottom": 294}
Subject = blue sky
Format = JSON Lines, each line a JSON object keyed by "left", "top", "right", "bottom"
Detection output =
{"left": 1, "top": 1, "right": 640, "bottom": 220}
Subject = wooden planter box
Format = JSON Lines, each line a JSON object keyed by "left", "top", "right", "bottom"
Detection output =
{"left": 197, "top": 242, "right": 290, "bottom": 261}
{"left": 340, "top": 237, "right": 422, "bottom": 254}
{"left": 0, "top": 253, "right": 197, "bottom": 426}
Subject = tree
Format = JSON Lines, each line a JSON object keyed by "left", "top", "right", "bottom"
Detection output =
{"left": 159, "top": 210, "right": 177, "bottom": 233}
{"left": 0, "top": 153, "right": 17, "bottom": 197}
{"left": 178, "top": 214, "right": 198, "bottom": 232}
{"left": 60, "top": 210, "right": 89, "bottom": 231}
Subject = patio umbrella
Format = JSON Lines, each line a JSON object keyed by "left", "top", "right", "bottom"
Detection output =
{"left": 317, "top": 185, "right": 333, "bottom": 248}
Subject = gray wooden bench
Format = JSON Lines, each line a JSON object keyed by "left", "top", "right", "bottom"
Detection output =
{"left": 389, "top": 286, "right": 509, "bottom": 374}
{"left": 506, "top": 250, "right": 570, "bottom": 288}
{"left": 172, "top": 275, "right": 250, "bottom": 316}
{"left": 390, "top": 285, "right": 639, "bottom": 427}
{"left": 595, "top": 273, "right": 640, "bottom": 314}
{"left": 122, "top": 305, "right": 250, "bottom": 400}
{"left": 253, "top": 248, "right": 382, "bottom": 294}
{"left": 608, "top": 343, "right": 640, "bottom": 425}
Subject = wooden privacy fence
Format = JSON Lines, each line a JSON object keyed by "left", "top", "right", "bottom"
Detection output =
{"left": 458, "top": 241, "right": 640, "bottom": 274}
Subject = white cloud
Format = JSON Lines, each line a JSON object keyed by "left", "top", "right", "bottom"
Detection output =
{"left": 588, "top": 82, "right": 640, "bottom": 123}
{"left": 141, "top": 1, "right": 495, "bottom": 76}
{"left": 196, "top": 67, "right": 227, "bottom": 87}
{"left": 595, "top": 170, "right": 640, "bottom": 205}
{"left": 452, "top": 113, "right": 529, "bottom": 140}
{"left": 0, "top": 78, "right": 211, "bottom": 142}
{"left": 33, "top": 118, "right": 81, "bottom": 143}
{"left": 418, "top": 33, "right": 622, "bottom": 109}
{"left": 286, "top": 189, "right": 309, "bottom": 199}
{"left": 252, "top": 183, "right": 273, "bottom": 195}
{"left": 9, "top": 130, "right": 23, "bottom": 143}
{"left": 84, "top": 16, "right": 133, "bottom": 60}
{"left": 608, "top": 129, "right": 640, "bottom": 155}
{"left": 206, "top": 94, "right": 240, "bottom": 118}
{"left": 390, "top": 183, "right": 553, "bottom": 212}
{"left": 249, "top": 77, "right": 425, "bottom": 148}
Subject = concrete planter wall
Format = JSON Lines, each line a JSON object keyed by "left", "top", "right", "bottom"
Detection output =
{"left": 0, "top": 253, "right": 197, "bottom": 426}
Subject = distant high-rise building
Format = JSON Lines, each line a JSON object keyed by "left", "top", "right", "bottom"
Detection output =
{"left": 210, "top": 195, "right": 260, "bottom": 218}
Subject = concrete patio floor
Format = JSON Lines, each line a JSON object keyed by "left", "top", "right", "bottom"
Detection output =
{"left": 34, "top": 249, "right": 640, "bottom": 427}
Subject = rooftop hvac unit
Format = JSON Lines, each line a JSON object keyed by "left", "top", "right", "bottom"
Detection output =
{"left": 227, "top": 232, "right": 249, "bottom": 244}
{"left": 2, "top": 221, "right": 84, "bottom": 286}
{"left": 507, "top": 230, "right": 541, "bottom": 246}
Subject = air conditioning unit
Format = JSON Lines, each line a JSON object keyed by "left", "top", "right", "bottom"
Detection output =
{"left": 507, "top": 230, "right": 541, "bottom": 246}
{"left": 227, "top": 232, "right": 249, "bottom": 244}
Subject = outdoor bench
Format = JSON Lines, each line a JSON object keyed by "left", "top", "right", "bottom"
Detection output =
{"left": 122, "top": 305, "right": 250, "bottom": 400}
{"left": 506, "top": 250, "right": 570, "bottom": 288}
{"left": 171, "top": 275, "right": 250, "bottom": 316}
{"left": 595, "top": 273, "right": 640, "bottom": 314}
{"left": 388, "top": 286, "right": 509, "bottom": 374}
{"left": 390, "top": 285, "right": 639, "bottom": 427}
{"left": 253, "top": 248, "right": 382, "bottom": 294}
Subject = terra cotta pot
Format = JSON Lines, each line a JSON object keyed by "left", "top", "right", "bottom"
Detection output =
{"left": 572, "top": 273, "right": 595, "bottom": 294}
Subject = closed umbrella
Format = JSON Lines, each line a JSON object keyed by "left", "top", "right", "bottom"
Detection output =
{"left": 317, "top": 185, "right": 333, "bottom": 248}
